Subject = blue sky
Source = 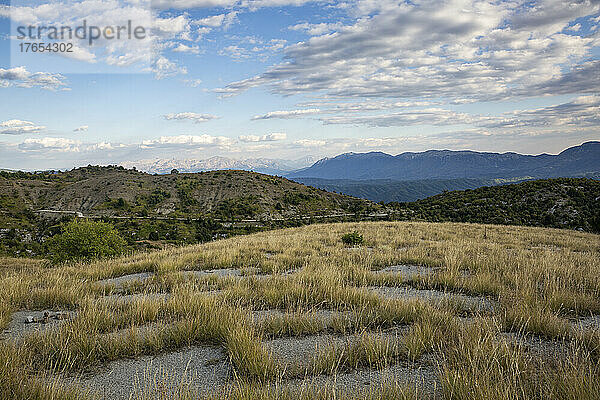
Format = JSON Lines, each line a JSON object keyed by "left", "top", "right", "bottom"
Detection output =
{"left": 0, "top": 0, "right": 599, "bottom": 170}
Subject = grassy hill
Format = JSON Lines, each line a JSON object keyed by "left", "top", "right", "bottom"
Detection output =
{"left": 0, "top": 166, "right": 370, "bottom": 219}
{"left": 391, "top": 178, "right": 600, "bottom": 233}
{"left": 0, "top": 166, "right": 374, "bottom": 256}
{"left": 0, "top": 222, "right": 599, "bottom": 399}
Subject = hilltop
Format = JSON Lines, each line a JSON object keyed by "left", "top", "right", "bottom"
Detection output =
{"left": 391, "top": 178, "right": 600, "bottom": 233}
{"left": 0, "top": 165, "right": 371, "bottom": 220}
{"left": 0, "top": 166, "right": 374, "bottom": 256}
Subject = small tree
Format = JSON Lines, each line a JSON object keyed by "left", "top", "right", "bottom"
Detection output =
{"left": 46, "top": 220, "right": 126, "bottom": 263}
{"left": 341, "top": 231, "right": 364, "bottom": 246}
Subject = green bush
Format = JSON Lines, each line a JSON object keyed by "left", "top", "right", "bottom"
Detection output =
{"left": 341, "top": 231, "right": 364, "bottom": 246}
{"left": 46, "top": 220, "right": 126, "bottom": 263}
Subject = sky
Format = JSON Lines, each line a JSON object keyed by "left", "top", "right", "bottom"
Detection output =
{"left": 0, "top": 0, "right": 599, "bottom": 170}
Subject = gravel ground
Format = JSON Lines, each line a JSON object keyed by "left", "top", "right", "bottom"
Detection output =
{"left": 97, "top": 272, "right": 153, "bottom": 287}
{"left": 500, "top": 332, "right": 570, "bottom": 361}
{"left": 572, "top": 314, "right": 600, "bottom": 330}
{"left": 1, "top": 310, "right": 75, "bottom": 340}
{"left": 71, "top": 345, "right": 231, "bottom": 399}
{"left": 184, "top": 268, "right": 243, "bottom": 278}
{"left": 265, "top": 333, "right": 352, "bottom": 369}
{"left": 99, "top": 293, "right": 170, "bottom": 304}
{"left": 251, "top": 309, "right": 352, "bottom": 325}
{"left": 374, "top": 264, "right": 437, "bottom": 279}
{"left": 365, "top": 286, "right": 497, "bottom": 313}
{"left": 282, "top": 356, "right": 441, "bottom": 398}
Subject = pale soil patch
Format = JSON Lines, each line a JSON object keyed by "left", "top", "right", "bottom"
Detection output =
{"left": 266, "top": 334, "right": 350, "bottom": 370}
{"left": 185, "top": 268, "right": 243, "bottom": 278}
{"left": 97, "top": 272, "right": 153, "bottom": 287}
{"left": 251, "top": 309, "right": 351, "bottom": 325}
{"left": 282, "top": 356, "right": 441, "bottom": 398}
{"left": 500, "top": 332, "right": 570, "bottom": 361}
{"left": 99, "top": 292, "right": 170, "bottom": 304}
{"left": 374, "top": 264, "right": 437, "bottom": 279}
{"left": 572, "top": 314, "right": 600, "bottom": 331}
{"left": 70, "top": 345, "right": 231, "bottom": 400}
{"left": 365, "top": 286, "right": 497, "bottom": 313}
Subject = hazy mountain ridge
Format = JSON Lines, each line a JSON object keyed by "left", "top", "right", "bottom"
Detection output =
{"left": 121, "top": 156, "right": 316, "bottom": 176}
{"left": 291, "top": 177, "right": 528, "bottom": 203}
{"left": 288, "top": 142, "right": 600, "bottom": 181}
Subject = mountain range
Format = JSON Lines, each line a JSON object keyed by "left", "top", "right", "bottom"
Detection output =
{"left": 288, "top": 141, "right": 600, "bottom": 181}
{"left": 121, "top": 156, "right": 316, "bottom": 176}
{"left": 118, "top": 142, "right": 599, "bottom": 203}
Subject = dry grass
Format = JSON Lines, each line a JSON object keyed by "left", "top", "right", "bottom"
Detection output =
{"left": 0, "top": 221, "right": 598, "bottom": 399}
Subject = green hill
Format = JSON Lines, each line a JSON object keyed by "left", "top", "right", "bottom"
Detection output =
{"left": 391, "top": 178, "right": 600, "bottom": 233}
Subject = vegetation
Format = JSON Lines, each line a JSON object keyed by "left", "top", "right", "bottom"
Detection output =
{"left": 341, "top": 231, "right": 364, "bottom": 246}
{"left": 0, "top": 222, "right": 598, "bottom": 399}
{"left": 45, "top": 220, "right": 126, "bottom": 263}
{"left": 0, "top": 166, "right": 374, "bottom": 258}
{"left": 390, "top": 178, "right": 600, "bottom": 233}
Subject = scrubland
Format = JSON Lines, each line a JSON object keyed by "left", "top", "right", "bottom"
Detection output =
{"left": 0, "top": 221, "right": 599, "bottom": 399}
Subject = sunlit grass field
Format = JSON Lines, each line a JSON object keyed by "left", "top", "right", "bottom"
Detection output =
{"left": 1, "top": 221, "right": 599, "bottom": 399}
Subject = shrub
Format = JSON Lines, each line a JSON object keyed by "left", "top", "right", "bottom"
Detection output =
{"left": 46, "top": 220, "right": 126, "bottom": 263}
{"left": 341, "top": 231, "right": 364, "bottom": 246}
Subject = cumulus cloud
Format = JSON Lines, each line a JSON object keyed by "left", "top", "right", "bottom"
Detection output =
{"left": 152, "top": 56, "right": 188, "bottom": 79}
{"left": 289, "top": 22, "right": 343, "bottom": 35}
{"left": 163, "top": 112, "right": 219, "bottom": 123}
{"left": 152, "top": 0, "right": 238, "bottom": 9}
{"left": 239, "top": 132, "right": 287, "bottom": 142}
{"left": 196, "top": 14, "right": 226, "bottom": 27}
{"left": 479, "top": 95, "right": 600, "bottom": 130}
{"left": 321, "top": 108, "right": 478, "bottom": 127}
{"left": 3, "top": 1, "right": 205, "bottom": 78}
{"left": 18, "top": 137, "right": 80, "bottom": 151}
{"left": 219, "top": 0, "right": 600, "bottom": 103}
{"left": 252, "top": 109, "right": 321, "bottom": 120}
{"left": 0, "top": 67, "right": 67, "bottom": 90}
{"left": 0, "top": 120, "right": 45, "bottom": 135}
{"left": 172, "top": 43, "right": 202, "bottom": 54}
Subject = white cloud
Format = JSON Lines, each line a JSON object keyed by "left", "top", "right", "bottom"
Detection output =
{"left": 183, "top": 78, "right": 203, "bottom": 87}
{"left": 18, "top": 137, "right": 80, "bottom": 151}
{"left": 163, "top": 112, "right": 219, "bottom": 123}
{"left": 196, "top": 14, "right": 226, "bottom": 27}
{"left": 152, "top": 0, "right": 238, "bottom": 9}
{"left": 219, "top": 0, "right": 600, "bottom": 103}
{"left": 0, "top": 66, "right": 67, "bottom": 90}
{"left": 252, "top": 108, "right": 321, "bottom": 120}
{"left": 172, "top": 43, "right": 201, "bottom": 54}
{"left": 0, "top": 119, "right": 45, "bottom": 135}
{"left": 152, "top": 56, "right": 188, "bottom": 79}
{"left": 239, "top": 132, "right": 287, "bottom": 142}
{"left": 73, "top": 125, "right": 89, "bottom": 132}
{"left": 321, "top": 108, "right": 477, "bottom": 127}
{"left": 289, "top": 22, "right": 343, "bottom": 35}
